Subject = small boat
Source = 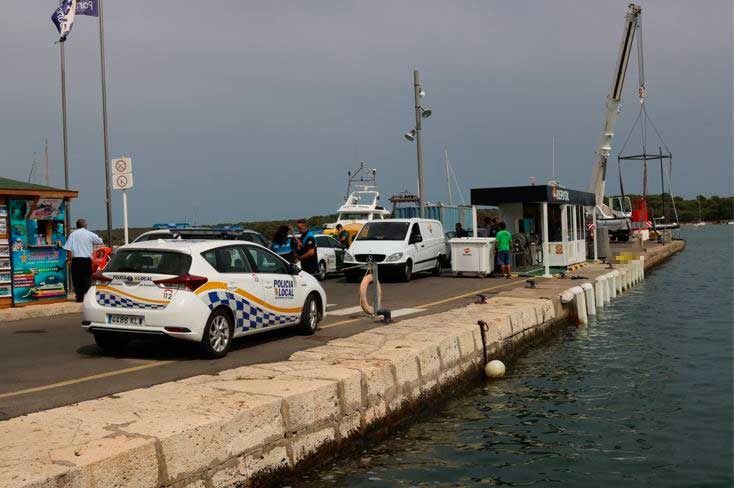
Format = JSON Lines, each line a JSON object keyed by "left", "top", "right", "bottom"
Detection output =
{"left": 694, "top": 196, "right": 706, "bottom": 226}
{"left": 323, "top": 162, "right": 390, "bottom": 241}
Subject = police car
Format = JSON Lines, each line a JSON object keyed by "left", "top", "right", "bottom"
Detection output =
{"left": 314, "top": 234, "right": 345, "bottom": 280}
{"left": 82, "top": 239, "right": 326, "bottom": 358}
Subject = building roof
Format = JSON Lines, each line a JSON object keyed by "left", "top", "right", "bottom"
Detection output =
{"left": 471, "top": 185, "right": 595, "bottom": 207}
{"left": 0, "top": 177, "right": 78, "bottom": 198}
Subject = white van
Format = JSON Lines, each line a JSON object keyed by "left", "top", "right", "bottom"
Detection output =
{"left": 343, "top": 219, "right": 446, "bottom": 282}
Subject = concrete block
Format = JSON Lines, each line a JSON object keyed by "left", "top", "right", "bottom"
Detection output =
{"left": 213, "top": 378, "right": 339, "bottom": 433}
{"left": 291, "top": 427, "right": 336, "bottom": 463}
{"left": 335, "top": 359, "right": 396, "bottom": 406}
{"left": 240, "top": 444, "right": 290, "bottom": 478}
{"left": 282, "top": 366, "right": 363, "bottom": 415}
{"left": 338, "top": 411, "right": 362, "bottom": 440}
{"left": 48, "top": 435, "right": 160, "bottom": 488}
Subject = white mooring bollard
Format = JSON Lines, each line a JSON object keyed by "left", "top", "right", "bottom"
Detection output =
{"left": 594, "top": 276, "right": 605, "bottom": 308}
{"left": 581, "top": 282, "right": 595, "bottom": 316}
{"left": 562, "top": 286, "right": 588, "bottom": 325}
{"left": 640, "top": 256, "right": 645, "bottom": 281}
{"left": 610, "top": 271, "right": 619, "bottom": 298}
{"left": 602, "top": 274, "right": 612, "bottom": 304}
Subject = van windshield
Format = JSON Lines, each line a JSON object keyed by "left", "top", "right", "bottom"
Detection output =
{"left": 105, "top": 250, "right": 192, "bottom": 275}
{"left": 356, "top": 222, "right": 410, "bottom": 241}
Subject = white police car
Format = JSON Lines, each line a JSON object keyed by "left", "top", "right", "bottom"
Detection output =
{"left": 82, "top": 240, "right": 326, "bottom": 358}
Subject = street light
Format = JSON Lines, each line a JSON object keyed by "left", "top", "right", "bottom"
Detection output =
{"left": 403, "top": 69, "right": 432, "bottom": 218}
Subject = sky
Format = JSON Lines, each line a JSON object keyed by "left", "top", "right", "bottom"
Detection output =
{"left": 1, "top": 1, "right": 732, "bottom": 229}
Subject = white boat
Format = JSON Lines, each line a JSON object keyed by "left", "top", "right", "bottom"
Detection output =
{"left": 323, "top": 162, "right": 390, "bottom": 241}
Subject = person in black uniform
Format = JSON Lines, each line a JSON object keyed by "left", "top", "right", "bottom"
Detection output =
{"left": 336, "top": 224, "right": 350, "bottom": 249}
{"left": 295, "top": 219, "right": 318, "bottom": 275}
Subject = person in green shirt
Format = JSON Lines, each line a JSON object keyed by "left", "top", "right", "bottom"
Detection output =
{"left": 495, "top": 221, "right": 513, "bottom": 278}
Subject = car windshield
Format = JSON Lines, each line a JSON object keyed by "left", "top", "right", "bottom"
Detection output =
{"left": 356, "top": 222, "right": 410, "bottom": 241}
{"left": 105, "top": 250, "right": 192, "bottom": 275}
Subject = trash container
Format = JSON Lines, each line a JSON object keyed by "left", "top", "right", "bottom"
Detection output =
{"left": 449, "top": 237, "right": 495, "bottom": 277}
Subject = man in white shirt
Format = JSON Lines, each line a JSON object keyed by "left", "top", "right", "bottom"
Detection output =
{"left": 63, "top": 219, "right": 104, "bottom": 302}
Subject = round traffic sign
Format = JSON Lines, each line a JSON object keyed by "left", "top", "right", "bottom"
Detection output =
{"left": 115, "top": 159, "right": 128, "bottom": 173}
{"left": 116, "top": 175, "right": 129, "bottom": 188}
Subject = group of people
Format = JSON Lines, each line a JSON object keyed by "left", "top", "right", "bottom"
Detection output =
{"left": 454, "top": 219, "right": 513, "bottom": 279}
{"left": 269, "top": 220, "right": 351, "bottom": 276}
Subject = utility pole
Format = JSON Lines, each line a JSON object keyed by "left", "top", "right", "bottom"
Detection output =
{"left": 413, "top": 69, "right": 425, "bottom": 218}
{"left": 444, "top": 147, "right": 452, "bottom": 205}
{"left": 60, "top": 42, "right": 70, "bottom": 233}
{"left": 98, "top": 0, "right": 113, "bottom": 244}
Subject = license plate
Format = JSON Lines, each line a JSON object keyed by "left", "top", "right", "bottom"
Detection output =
{"left": 108, "top": 314, "right": 144, "bottom": 326}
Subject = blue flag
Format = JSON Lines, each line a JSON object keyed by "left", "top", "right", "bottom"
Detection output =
{"left": 75, "top": 0, "right": 98, "bottom": 17}
{"left": 51, "top": 0, "right": 77, "bottom": 42}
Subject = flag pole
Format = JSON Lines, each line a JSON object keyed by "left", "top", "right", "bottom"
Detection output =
{"left": 97, "top": 0, "right": 113, "bottom": 244}
{"left": 60, "top": 42, "right": 70, "bottom": 233}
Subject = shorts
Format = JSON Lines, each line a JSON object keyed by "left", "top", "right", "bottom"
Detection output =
{"left": 497, "top": 250, "right": 511, "bottom": 266}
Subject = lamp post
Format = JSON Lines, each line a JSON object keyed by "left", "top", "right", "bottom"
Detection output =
{"left": 404, "top": 69, "right": 432, "bottom": 218}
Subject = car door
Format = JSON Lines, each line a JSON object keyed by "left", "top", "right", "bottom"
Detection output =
{"left": 315, "top": 236, "right": 337, "bottom": 272}
{"left": 408, "top": 223, "right": 429, "bottom": 270}
{"left": 326, "top": 235, "right": 345, "bottom": 269}
{"left": 201, "top": 245, "right": 262, "bottom": 336}
{"left": 243, "top": 244, "right": 303, "bottom": 327}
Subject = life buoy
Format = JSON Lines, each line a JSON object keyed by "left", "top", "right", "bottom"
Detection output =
{"left": 359, "top": 271, "right": 382, "bottom": 315}
{"left": 92, "top": 247, "right": 113, "bottom": 272}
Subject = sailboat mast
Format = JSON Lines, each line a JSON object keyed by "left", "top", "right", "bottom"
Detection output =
{"left": 444, "top": 147, "right": 452, "bottom": 205}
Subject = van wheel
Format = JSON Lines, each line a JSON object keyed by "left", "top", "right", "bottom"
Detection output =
{"left": 298, "top": 293, "right": 320, "bottom": 335}
{"left": 402, "top": 260, "right": 413, "bottom": 282}
{"left": 432, "top": 257, "right": 443, "bottom": 276}
{"left": 317, "top": 260, "right": 327, "bottom": 281}
{"left": 200, "top": 309, "right": 233, "bottom": 358}
{"left": 94, "top": 332, "right": 128, "bottom": 355}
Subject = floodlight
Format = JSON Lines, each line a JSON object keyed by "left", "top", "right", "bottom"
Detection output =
{"left": 404, "top": 129, "right": 416, "bottom": 142}
{"left": 420, "top": 107, "right": 432, "bottom": 118}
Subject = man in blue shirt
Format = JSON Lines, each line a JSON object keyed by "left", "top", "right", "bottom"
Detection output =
{"left": 295, "top": 219, "right": 318, "bottom": 275}
{"left": 63, "top": 219, "right": 104, "bottom": 302}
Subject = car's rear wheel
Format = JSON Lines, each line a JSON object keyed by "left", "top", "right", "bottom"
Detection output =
{"left": 317, "top": 260, "right": 328, "bottom": 281}
{"left": 297, "top": 293, "right": 320, "bottom": 335}
{"left": 200, "top": 309, "right": 234, "bottom": 358}
{"left": 93, "top": 332, "right": 128, "bottom": 355}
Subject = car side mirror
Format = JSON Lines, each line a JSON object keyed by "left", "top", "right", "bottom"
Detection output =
{"left": 289, "top": 263, "right": 301, "bottom": 275}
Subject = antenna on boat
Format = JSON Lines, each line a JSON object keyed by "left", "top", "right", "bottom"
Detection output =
{"left": 552, "top": 136, "right": 556, "bottom": 182}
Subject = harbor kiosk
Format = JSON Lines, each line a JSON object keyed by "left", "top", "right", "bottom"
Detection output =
{"left": 0, "top": 177, "right": 78, "bottom": 309}
{"left": 470, "top": 184, "right": 595, "bottom": 277}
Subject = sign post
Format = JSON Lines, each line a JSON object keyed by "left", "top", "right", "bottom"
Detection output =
{"left": 112, "top": 157, "right": 133, "bottom": 244}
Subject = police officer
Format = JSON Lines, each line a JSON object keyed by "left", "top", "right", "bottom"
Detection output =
{"left": 336, "top": 223, "right": 350, "bottom": 249}
{"left": 270, "top": 225, "right": 297, "bottom": 263}
{"left": 295, "top": 219, "right": 318, "bottom": 275}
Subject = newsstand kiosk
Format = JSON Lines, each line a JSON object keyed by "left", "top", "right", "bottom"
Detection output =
{"left": 0, "top": 177, "right": 78, "bottom": 309}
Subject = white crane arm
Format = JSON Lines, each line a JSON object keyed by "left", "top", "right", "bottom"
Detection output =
{"left": 589, "top": 4, "right": 641, "bottom": 210}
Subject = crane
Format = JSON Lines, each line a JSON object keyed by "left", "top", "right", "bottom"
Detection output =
{"left": 588, "top": 3, "right": 642, "bottom": 241}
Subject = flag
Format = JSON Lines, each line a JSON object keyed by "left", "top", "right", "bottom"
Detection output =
{"left": 51, "top": 0, "right": 78, "bottom": 43}
{"left": 75, "top": 0, "right": 98, "bottom": 17}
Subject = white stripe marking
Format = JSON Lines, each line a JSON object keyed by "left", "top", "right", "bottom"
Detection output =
{"left": 390, "top": 308, "right": 426, "bottom": 318}
{"left": 328, "top": 305, "right": 364, "bottom": 316}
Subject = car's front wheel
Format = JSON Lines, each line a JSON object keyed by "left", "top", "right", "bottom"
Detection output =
{"left": 200, "top": 309, "right": 234, "bottom": 358}
{"left": 401, "top": 260, "right": 413, "bottom": 282}
{"left": 93, "top": 331, "right": 128, "bottom": 355}
{"left": 297, "top": 293, "right": 321, "bottom": 335}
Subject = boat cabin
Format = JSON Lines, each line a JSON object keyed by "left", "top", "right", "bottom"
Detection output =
{"left": 470, "top": 184, "right": 595, "bottom": 276}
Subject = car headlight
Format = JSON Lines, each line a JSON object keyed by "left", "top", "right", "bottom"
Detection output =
{"left": 344, "top": 252, "right": 355, "bottom": 262}
{"left": 386, "top": 252, "right": 403, "bottom": 262}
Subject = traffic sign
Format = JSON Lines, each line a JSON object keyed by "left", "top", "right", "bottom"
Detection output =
{"left": 113, "top": 173, "right": 134, "bottom": 190}
{"left": 112, "top": 157, "right": 132, "bottom": 175}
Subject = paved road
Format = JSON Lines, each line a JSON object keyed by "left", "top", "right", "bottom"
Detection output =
{"left": 0, "top": 272, "right": 523, "bottom": 420}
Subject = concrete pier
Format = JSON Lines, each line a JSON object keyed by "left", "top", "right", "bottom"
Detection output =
{"left": 0, "top": 239, "right": 685, "bottom": 488}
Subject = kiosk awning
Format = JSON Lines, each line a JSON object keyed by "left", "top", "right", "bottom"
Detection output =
{"left": 471, "top": 185, "right": 595, "bottom": 207}
{"left": 0, "top": 177, "right": 78, "bottom": 199}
